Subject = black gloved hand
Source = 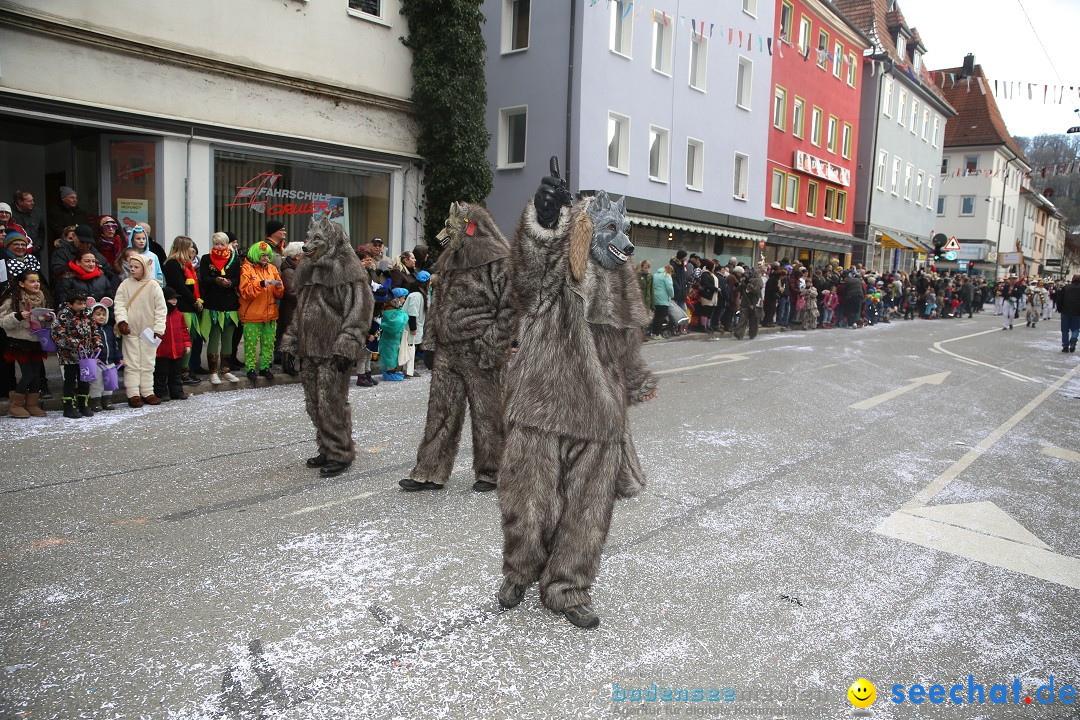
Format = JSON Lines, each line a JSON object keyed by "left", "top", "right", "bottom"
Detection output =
{"left": 281, "top": 351, "right": 296, "bottom": 373}
{"left": 534, "top": 156, "right": 572, "bottom": 229}
{"left": 333, "top": 354, "right": 352, "bottom": 373}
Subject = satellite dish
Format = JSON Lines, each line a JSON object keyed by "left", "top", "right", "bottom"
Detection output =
{"left": 933, "top": 233, "right": 948, "bottom": 247}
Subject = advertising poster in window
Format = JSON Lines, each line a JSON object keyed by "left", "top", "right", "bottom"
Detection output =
{"left": 313, "top": 196, "right": 349, "bottom": 231}
{"left": 116, "top": 198, "right": 150, "bottom": 230}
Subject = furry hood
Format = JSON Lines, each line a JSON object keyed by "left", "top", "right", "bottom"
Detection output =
{"left": 296, "top": 217, "right": 366, "bottom": 287}
{"left": 434, "top": 203, "right": 510, "bottom": 272}
{"left": 567, "top": 198, "right": 648, "bottom": 331}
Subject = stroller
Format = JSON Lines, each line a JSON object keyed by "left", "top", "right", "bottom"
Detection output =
{"left": 655, "top": 302, "right": 690, "bottom": 338}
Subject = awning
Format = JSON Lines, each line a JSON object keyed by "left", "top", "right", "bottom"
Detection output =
{"left": 768, "top": 220, "right": 869, "bottom": 253}
{"left": 627, "top": 212, "right": 767, "bottom": 243}
{"left": 880, "top": 232, "right": 921, "bottom": 251}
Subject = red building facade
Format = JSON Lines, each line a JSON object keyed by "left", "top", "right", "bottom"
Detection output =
{"left": 765, "top": 0, "right": 870, "bottom": 265}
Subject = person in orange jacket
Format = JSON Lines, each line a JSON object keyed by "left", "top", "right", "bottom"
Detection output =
{"left": 239, "top": 241, "right": 284, "bottom": 385}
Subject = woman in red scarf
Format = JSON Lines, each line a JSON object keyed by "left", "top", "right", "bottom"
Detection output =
{"left": 53, "top": 249, "right": 113, "bottom": 309}
{"left": 197, "top": 232, "right": 242, "bottom": 384}
{"left": 163, "top": 236, "right": 208, "bottom": 384}
{"left": 95, "top": 216, "right": 126, "bottom": 267}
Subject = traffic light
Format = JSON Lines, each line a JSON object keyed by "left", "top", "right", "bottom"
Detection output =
{"left": 932, "top": 233, "right": 947, "bottom": 261}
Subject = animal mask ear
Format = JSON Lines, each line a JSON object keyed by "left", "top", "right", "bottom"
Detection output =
{"left": 101, "top": 297, "right": 114, "bottom": 308}
{"left": 86, "top": 296, "right": 96, "bottom": 307}
{"left": 569, "top": 212, "right": 592, "bottom": 282}
{"left": 615, "top": 195, "right": 626, "bottom": 214}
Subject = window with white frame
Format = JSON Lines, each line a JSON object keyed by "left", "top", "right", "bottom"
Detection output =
{"left": 689, "top": 36, "right": 708, "bottom": 91}
{"left": 610, "top": 0, "right": 633, "bottom": 57}
{"left": 896, "top": 34, "right": 907, "bottom": 59}
{"left": 921, "top": 108, "right": 930, "bottom": 140}
{"left": 824, "top": 186, "right": 836, "bottom": 220}
{"left": 785, "top": 175, "right": 799, "bottom": 212}
{"left": 652, "top": 11, "right": 673, "bottom": 75}
{"left": 835, "top": 191, "right": 847, "bottom": 223}
{"left": 773, "top": 86, "right": 787, "bottom": 130}
{"left": 903, "top": 163, "right": 913, "bottom": 200}
{"left": 649, "top": 126, "right": 670, "bottom": 182}
{"left": 883, "top": 77, "right": 894, "bottom": 116}
{"left": 743, "top": 0, "right": 757, "bottom": 16}
{"left": 897, "top": 89, "right": 907, "bottom": 126}
{"left": 841, "top": 123, "right": 852, "bottom": 159}
{"left": 847, "top": 51, "right": 857, "bottom": 87}
{"left": 832, "top": 41, "right": 843, "bottom": 78}
{"left": 910, "top": 99, "right": 919, "bottom": 134}
{"left": 348, "top": 0, "right": 385, "bottom": 21}
{"left": 792, "top": 97, "right": 805, "bottom": 138}
{"left": 806, "top": 181, "right": 818, "bottom": 216}
{"left": 771, "top": 169, "right": 785, "bottom": 208}
{"left": 932, "top": 115, "right": 940, "bottom": 147}
{"left": 913, "top": 50, "right": 922, "bottom": 73}
{"left": 876, "top": 150, "right": 888, "bottom": 190}
{"left": 960, "top": 195, "right": 975, "bottom": 215}
{"left": 686, "top": 138, "right": 704, "bottom": 191}
{"left": 891, "top": 156, "right": 901, "bottom": 195}
{"left": 816, "top": 30, "right": 828, "bottom": 69}
{"left": 927, "top": 176, "right": 935, "bottom": 211}
{"left": 964, "top": 155, "right": 978, "bottom": 173}
{"left": 798, "top": 16, "right": 811, "bottom": 54}
{"left": 827, "top": 116, "right": 838, "bottom": 153}
{"left": 936, "top": 194, "right": 945, "bottom": 216}
{"left": 607, "top": 112, "right": 630, "bottom": 173}
{"left": 736, "top": 56, "right": 753, "bottom": 109}
{"left": 810, "top": 106, "right": 822, "bottom": 146}
{"left": 780, "top": 1, "right": 793, "bottom": 43}
{"left": 733, "top": 153, "right": 749, "bottom": 200}
{"left": 940, "top": 156, "right": 949, "bottom": 175}
{"left": 501, "top": 0, "right": 530, "bottom": 53}
{"left": 497, "top": 106, "right": 527, "bottom": 168}
{"left": 915, "top": 171, "right": 924, "bottom": 205}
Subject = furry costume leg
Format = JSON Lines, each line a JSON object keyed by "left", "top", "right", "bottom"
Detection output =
{"left": 301, "top": 359, "right": 356, "bottom": 463}
{"left": 407, "top": 352, "right": 468, "bottom": 485}
{"left": 463, "top": 365, "right": 504, "bottom": 485}
{"left": 499, "top": 424, "right": 619, "bottom": 611}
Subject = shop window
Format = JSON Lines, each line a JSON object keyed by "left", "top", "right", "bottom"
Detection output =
{"left": 214, "top": 150, "right": 390, "bottom": 254}
{"left": 108, "top": 139, "right": 158, "bottom": 234}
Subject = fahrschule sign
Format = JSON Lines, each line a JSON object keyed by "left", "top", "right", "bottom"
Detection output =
{"left": 227, "top": 171, "right": 333, "bottom": 216}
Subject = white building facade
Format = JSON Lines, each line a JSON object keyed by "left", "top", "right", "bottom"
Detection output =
{"left": 0, "top": 0, "right": 423, "bottom": 256}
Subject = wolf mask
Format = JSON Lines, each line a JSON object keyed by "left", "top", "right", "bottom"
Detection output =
{"left": 299, "top": 216, "right": 366, "bottom": 287}
{"left": 433, "top": 202, "right": 510, "bottom": 272}
{"left": 586, "top": 191, "right": 632, "bottom": 271}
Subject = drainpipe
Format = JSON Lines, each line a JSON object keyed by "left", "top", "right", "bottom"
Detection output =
{"left": 401, "top": 164, "right": 410, "bottom": 250}
{"left": 185, "top": 127, "right": 193, "bottom": 237}
{"left": 565, "top": 0, "right": 576, "bottom": 190}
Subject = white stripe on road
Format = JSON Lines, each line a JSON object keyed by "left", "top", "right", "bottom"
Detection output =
{"left": 655, "top": 354, "right": 750, "bottom": 375}
{"left": 932, "top": 328, "right": 1037, "bottom": 382}
{"left": 283, "top": 491, "right": 378, "bottom": 517}
{"left": 1041, "top": 445, "right": 1080, "bottom": 463}
{"left": 901, "top": 365, "right": 1080, "bottom": 511}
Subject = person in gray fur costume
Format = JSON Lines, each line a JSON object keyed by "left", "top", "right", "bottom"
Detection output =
{"left": 497, "top": 160, "right": 658, "bottom": 630}
{"left": 279, "top": 217, "right": 374, "bottom": 477}
{"left": 398, "top": 202, "right": 516, "bottom": 493}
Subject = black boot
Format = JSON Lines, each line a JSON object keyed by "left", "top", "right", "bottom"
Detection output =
{"left": 100, "top": 395, "right": 115, "bottom": 411}
{"left": 365, "top": 372, "right": 379, "bottom": 385}
{"left": 62, "top": 396, "right": 80, "bottom": 419}
{"left": 564, "top": 605, "right": 601, "bottom": 629}
{"left": 90, "top": 397, "right": 102, "bottom": 412}
{"left": 77, "top": 394, "right": 95, "bottom": 417}
{"left": 306, "top": 453, "right": 328, "bottom": 468}
{"left": 261, "top": 367, "right": 275, "bottom": 384}
{"left": 399, "top": 478, "right": 446, "bottom": 491}
{"left": 497, "top": 578, "right": 528, "bottom": 609}
{"left": 319, "top": 460, "right": 351, "bottom": 477}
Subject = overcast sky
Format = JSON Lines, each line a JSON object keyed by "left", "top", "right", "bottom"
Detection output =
{"left": 894, "top": 0, "right": 1079, "bottom": 139}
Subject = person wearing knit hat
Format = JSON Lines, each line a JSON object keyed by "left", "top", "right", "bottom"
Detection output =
{"left": 0, "top": 203, "right": 29, "bottom": 249}
{"left": 3, "top": 231, "right": 43, "bottom": 285}
{"left": 264, "top": 221, "right": 287, "bottom": 269}
{"left": 94, "top": 216, "right": 126, "bottom": 267}
{"left": 239, "top": 241, "right": 284, "bottom": 385}
{"left": 47, "top": 186, "right": 90, "bottom": 244}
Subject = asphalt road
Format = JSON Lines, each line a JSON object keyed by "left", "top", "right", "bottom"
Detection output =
{"left": 1, "top": 311, "right": 1078, "bottom": 720}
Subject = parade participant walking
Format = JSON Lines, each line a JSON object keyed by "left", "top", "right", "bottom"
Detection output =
{"left": 497, "top": 162, "right": 656, "bottom": 629}
{"left": 1058, "top": 274, "right": 1080, "bottom": 353}
{"left": 399, "top": 202, "right": 515, "bottom": 493}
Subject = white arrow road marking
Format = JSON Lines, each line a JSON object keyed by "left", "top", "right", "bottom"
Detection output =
{"left": 848, "top": 371, "right": 951, "bottom": 410}
{"left": 932, "top": 328, "right": 1037, "bottom": 382}
{"left": 1041, "top": 445, "right": 1080, "bottom": 463}
{"left": 875, "top": 365, "right": 1080, "bottom": 590}
{"left": 655, "top": 353, "right": 750, "bottom": 375}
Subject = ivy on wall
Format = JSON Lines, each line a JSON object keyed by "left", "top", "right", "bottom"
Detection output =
{"left": 401, "top": 0, "right": 493, "bottom": 246}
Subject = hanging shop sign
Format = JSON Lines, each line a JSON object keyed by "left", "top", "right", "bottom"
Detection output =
{"left": 793, "top": 151, "right": 851, "bottom": 187}
{"left": 227, "top": 171, "right": 334, "bottom": 216}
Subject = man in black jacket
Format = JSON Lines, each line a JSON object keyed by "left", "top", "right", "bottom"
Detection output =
{"left": 670, "top": 250, "right": 688, "bottom": 310}
{"left": 1058, "top": 274, "right": 1080, "bottom": 352}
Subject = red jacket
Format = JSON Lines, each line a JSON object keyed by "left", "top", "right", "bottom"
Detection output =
{"left": 156, "top": 306, "right": 191, "bottom": 359}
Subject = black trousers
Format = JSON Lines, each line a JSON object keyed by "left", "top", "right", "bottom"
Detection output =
{"left": 14, "top": 359, "right": 43, "bottom": 393}
{"left": 62, "top": 364, "right": 89, "bottom": 398}
{"left": 154, "top": 356, "right": 184, "bottom": 398}
{"left": 651, "top": 305, "right": 668, "bottom": 335}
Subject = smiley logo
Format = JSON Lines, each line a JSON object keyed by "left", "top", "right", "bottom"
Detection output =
{"left": 848, "top": 678, "right": 877, "bottom": 708}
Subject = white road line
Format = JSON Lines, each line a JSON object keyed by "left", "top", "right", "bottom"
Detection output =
{"left": 849, "top": 372, "right": 950, "bottom": 411}
{"left": 932, "top": 328, "right": 1038, "bottom": 382}
{"left": 655, "top": 353, "right": 750, "bottom": 376}
{"left": 901, "top": 366, "right": 1080, "bottom": 511}
{"left": 284, "top": 491, "right": 378, "bottom": 517}
{"left": 1041, "top": 445, "right": 1080, "bottom": 463}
